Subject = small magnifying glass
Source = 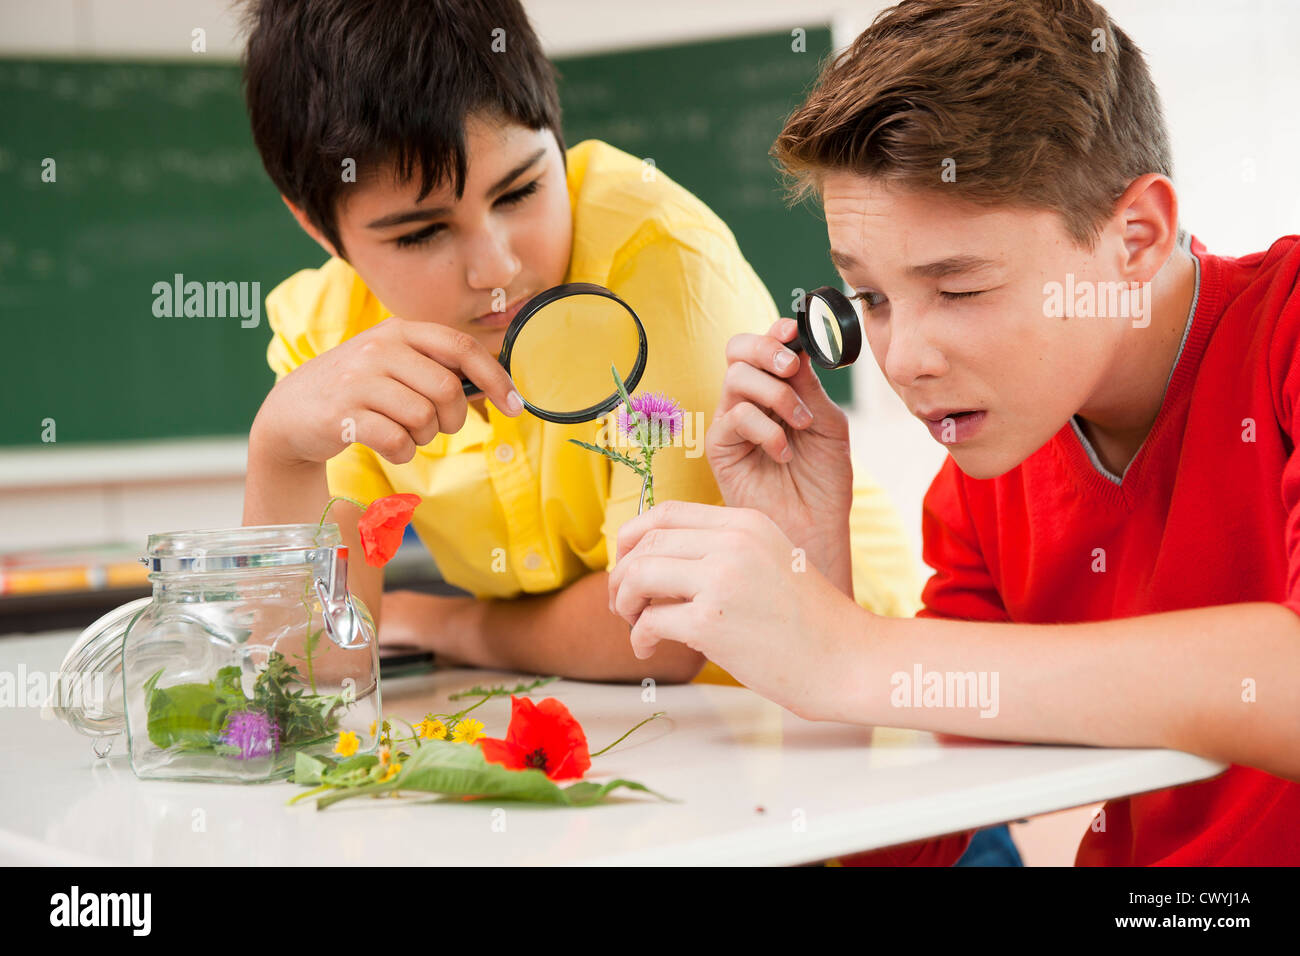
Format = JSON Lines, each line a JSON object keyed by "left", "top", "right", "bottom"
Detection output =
{"left": 461, "top": 282, "right": 649, "bottom": 425}
{"left": 790, "top": 286, "right": 862, "bottom": 369}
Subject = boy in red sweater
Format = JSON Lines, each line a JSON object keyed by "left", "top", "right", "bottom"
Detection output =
{"left": 606, "top": 0, "right": 1300, "bottom": 865}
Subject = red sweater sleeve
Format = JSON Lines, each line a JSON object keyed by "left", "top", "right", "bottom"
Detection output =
{"left": 1266, "top": 241, "right": 1300, "bottom": 619}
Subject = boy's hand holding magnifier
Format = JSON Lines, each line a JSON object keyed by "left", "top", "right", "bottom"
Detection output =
{"left": 253, "top": 317, "right": 524, "bottom": 469}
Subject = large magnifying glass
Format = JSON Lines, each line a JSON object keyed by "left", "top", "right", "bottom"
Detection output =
{"left": 791, "top": 286, "right": 862, "bottom": 369}
{"left": 462, "top": 282, "right": 649, "bottom": 425}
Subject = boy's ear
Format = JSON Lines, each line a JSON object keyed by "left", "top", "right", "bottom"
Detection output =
{"left": 281, "top": 195, "right": 343, "bottom": 260}
{"left": 1111, "top": 172, "right": 1179, "bottom": 283}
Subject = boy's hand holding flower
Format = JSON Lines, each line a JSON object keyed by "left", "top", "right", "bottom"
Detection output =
{"left": 608, "top": 500, "right": 866, "bottom": 720}
{"left": 707, "top": 318, "right": 855, "bottom": 596}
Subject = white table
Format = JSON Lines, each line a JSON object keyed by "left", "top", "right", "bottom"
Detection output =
{"left": 0, "top": 629, "right": 1226, "bottom": 866}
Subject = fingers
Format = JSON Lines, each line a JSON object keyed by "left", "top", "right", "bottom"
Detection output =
{"left": 710, "top": 401, "right": 793, "bottom": 463}
{"left": 768, "top": 316, "right": 799, "bottom": 343}
{"left": 614, "top": 500, "right": 737, "bottom": 563}
{"left": 783, "top": 343, "right": 840, "bottom": 418}
{"left": 628, "top": 602, "right": 698, "bottom": 661}
{"left": 400, "top": 321, "right": 523, "bottom": 417}
{"left": 607, "top": 528, "right": 726, "bottom": 618}
{"left": 354, "top": 377, "right": 443, "bottom": 448}
{"left": 346, "top": 409, "right": 420, "bottom": 464}
{"left": 609, "top": 554, "right": 702, "bottom": 626}
{"left": 721, "top": 360, "right": 814, "bottom": 432}
{"left": 726, "top": 326, "right": 801, "bottom": 382}
{"left": 381, "top": 348, "right": 472, "bottom": 436}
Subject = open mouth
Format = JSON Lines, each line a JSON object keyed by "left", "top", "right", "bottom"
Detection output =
{"left": 920, "top": 409, "right": 988, "bottom": 444}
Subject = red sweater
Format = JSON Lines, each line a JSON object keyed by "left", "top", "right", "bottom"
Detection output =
{"left": 902, "top": 234, "right": 1300, "bottom": 866}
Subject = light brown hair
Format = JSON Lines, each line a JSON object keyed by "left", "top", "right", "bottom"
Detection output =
{"left": 773, "top": 0, "right": 1172, "bottom": 246}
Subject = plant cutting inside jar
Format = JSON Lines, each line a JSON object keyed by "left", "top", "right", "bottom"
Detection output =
{"left": 142, "top": 650, "right": 353, "bottom": 762}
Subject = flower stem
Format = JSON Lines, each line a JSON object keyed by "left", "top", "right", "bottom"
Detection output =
{"left": 641, "top": 447, "right": 657, "bottom": 509}
{"left": 590, "top": 711, "right": 666, "bottom": 757}
{"left": 287, "top": 783, "right": 333, "bottom": 806}
{"left": 317, "top": 494, "right": 366, "bottom": 528}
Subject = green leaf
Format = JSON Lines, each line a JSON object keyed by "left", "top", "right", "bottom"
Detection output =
{"left": 611, "top": 362, "right": 635, "bottom": 418}
{"left": 567, "top": 439, "right": 645, "bottom": 474}
{"left": 611, "top": 363, "right": 652, "bottom": 449}
{"left": 305, "top": 740, "right": 673, "bottom": 809}
{"left": 144, "top": 666, "right": 249, "bottom": 752}
{"left": 292, "top": 751, "right": 334, "bottom": 786}
{"left": 448, "top": 675, "right": 560, "bottom": 701}
{"left": 319, "top": 753, "right": 381, "bottom": 788}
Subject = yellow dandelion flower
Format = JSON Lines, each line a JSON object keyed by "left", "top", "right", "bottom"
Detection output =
{"left": 416, "top": 717, "right": 447, "bottom": 740}
{"left": 334, "top": 730, "right": 360, "bottom": 757}
{"left": 452, "top": 718, "right": 485, "bottom": 744}
{"left": 378, "top": 762, "right": 401, "bottom": 783}
{"left": 379, "top": 745, "right": 393, "bottom": 766}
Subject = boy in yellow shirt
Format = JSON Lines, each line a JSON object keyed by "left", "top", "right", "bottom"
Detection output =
{"left": 240, "top": 0, "right": 919, "bottom": 683}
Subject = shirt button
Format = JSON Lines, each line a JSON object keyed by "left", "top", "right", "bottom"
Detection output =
{"left": 523, "top": 550, "right": 543, "bottom": 571}
{"left": 494, "top": 443, "right": 514, "bottom": 463}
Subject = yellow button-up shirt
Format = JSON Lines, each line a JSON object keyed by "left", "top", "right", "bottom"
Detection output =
{"left": 265, "top": 139, "right": 921, "bottom": 682}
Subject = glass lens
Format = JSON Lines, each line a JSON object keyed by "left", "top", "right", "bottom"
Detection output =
{"left": 510, "top": 293, "right": 642, "bottom": 414}
{"left": 807, "top": 295, "right": 843, "bottom": 365}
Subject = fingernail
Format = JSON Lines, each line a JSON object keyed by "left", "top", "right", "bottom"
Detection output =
{"left": 774, "top": 350, "right": 796, "bottom": 372}
{"left": 507, "top": 390, "right": 524, "bottom": 415}
{"left": 792, "top": 402, "right": 813, "bottom": 426}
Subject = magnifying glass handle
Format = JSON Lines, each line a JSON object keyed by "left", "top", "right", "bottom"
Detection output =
{"left": 461, "top": 377, "right": 483, "bottom": 398}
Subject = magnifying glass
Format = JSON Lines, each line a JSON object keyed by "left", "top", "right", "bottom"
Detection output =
{"left": 461, "top": 282, "right": 649, "bottom": 425}
{"left": 791, "top": 286, "right": 862, "bottom": 369}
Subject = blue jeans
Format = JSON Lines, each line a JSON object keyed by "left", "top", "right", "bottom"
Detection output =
{"left": 954, "top": 824, "right": 1024, "bottom": 866}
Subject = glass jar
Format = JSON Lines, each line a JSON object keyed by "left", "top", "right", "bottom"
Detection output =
{"left": 49, "top": 523, "right": 381, "bottom": 782}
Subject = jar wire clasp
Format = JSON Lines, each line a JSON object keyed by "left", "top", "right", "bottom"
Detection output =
{"left": 313, "top": 546, "right": 368, "bottom": 648}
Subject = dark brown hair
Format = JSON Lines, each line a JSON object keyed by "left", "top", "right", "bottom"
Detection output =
{"left": 773, "top": 0, "right": 1172, "bottom": 246}
{"left": 241, "top": 0, "right": 564, "bottom": 255}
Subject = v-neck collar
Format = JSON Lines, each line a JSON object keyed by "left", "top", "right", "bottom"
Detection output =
{"left": 1068, "top": 242, "right": 1203, "bottom": 486}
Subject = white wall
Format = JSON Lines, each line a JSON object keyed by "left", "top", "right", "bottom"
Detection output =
{"left": 2, "top": 0, "right": 1297, "bottom": 572}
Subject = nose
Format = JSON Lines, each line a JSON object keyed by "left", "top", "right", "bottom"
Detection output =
{"left": 464, "top": 222, "right": 521, "bottom": 292}
{"left": 882, "top": 310, "right": 948, "bottom": 388}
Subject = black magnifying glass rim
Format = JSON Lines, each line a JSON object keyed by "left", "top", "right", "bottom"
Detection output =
{"left": 462, "top": 282, "right": 649, "bottom": 425}
{"left": 793, "top": 285, "right": 863, "bottom": 369}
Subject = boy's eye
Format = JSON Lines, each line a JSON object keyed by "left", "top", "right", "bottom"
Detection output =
{"left": 495, "top": 179, "right": 540, "bottom": 207}
{"left": 395, "top": 222, "right": 445, "bottom": 248}
{"left": 939, "top": 289, "right": 985, "bottom": 301}
{"left": 393, "top": 180, "right": 541, "bottom": 249}
{"left": 848, "top": 290, "right": 888, "bottom": 311}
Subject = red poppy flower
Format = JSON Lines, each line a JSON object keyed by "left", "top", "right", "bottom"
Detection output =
{"left": 357, "top": 493, "right": 422, "bottom": 567}
{"left": 478, "top": 696, "right": 592, "bottom": 781}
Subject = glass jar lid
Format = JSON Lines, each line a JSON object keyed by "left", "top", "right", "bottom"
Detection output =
{"left": 141, "top": 522, "right": 341, "bottom": 573}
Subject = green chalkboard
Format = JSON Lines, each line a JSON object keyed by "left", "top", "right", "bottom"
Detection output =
{"left": 0, "top": 30, "right": 844, "bottom": 448}
{"left": 0, "top": 59, "right": 320, "bottom": 447}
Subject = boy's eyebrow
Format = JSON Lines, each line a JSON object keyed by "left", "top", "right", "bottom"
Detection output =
{"left": 829, "top": 249, "right": 999, "bottom": 278}
{"left": 366, "top": 147, "right": 548, "bottom": 229}
{"left": 907, "top": 254, "right": 999, "bottom": 279}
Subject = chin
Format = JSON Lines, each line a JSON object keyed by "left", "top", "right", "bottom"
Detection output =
{"left": 946, "top": 445, "right": 1028, "bottom": 481}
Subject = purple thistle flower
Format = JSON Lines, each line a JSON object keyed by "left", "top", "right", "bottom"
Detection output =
{"left": 220, "top": 710, "right": 279, "bottom": 760}
{"left": 619, "top": 392, "right": 684, "bottom": 446}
